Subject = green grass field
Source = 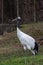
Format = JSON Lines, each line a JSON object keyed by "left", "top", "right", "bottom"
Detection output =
{"left": 0, "top": 55, "right": 43, "bottom": 65}
{"left": 0, "top": 22, "right": 43, "bottom": 65}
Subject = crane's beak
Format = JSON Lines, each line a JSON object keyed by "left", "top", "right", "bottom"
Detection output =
{"left": 11, "top": 17, "right": 21, "bottom": 22}
{"left": 11, "top": 18, "right": 17, "bottom": 22}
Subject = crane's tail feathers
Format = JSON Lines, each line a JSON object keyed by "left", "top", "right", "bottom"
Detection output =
{"left": 34, "top": 42, "right": 38, "bottom": 55}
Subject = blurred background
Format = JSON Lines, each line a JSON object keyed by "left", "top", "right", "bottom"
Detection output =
{"left": 0, "top": 0, "right": 43, "bottom": 34}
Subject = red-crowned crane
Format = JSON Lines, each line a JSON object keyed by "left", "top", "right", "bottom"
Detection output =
{"left": 17, "top": 17, "right": 38, "bottom": 55}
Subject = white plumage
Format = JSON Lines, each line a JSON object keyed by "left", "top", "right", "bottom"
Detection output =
{"left": 17, "top": 17, "right": 38, "bottom": 55}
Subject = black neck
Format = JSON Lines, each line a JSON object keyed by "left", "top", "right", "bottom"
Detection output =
{"left": 17, "top": 21, "right": 20, "bottom": 28}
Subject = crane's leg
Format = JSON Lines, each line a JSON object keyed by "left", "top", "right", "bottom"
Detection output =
{"left": 31, "top": 50, "right": 35, "bottom": 55}
{"left": 27, "top": 45, "right": 35, "bottom": 55}
{"left": 23, "top": 46, "right": 27, "bottom": 50}
{"left": 23, "top": 46, "right": 27, "bottom": 65}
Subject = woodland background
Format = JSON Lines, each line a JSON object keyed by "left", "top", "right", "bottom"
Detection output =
{"left": 0, "top": 0, "right": 43, "bottom": 34}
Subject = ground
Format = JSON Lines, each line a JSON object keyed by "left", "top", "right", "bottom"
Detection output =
{"left": 0, "top": 22, "right": 43, "bottom": 65}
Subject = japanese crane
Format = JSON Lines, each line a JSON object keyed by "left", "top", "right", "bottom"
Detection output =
{"left": 17, "top": 17, "right": 38, "bottom": 55}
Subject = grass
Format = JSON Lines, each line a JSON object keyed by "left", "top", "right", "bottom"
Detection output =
{"left": 0, "top": 55, "right": 43, "bottom": 65}
{"left": 0, "top": 22, "right": 43, "bottom": 65}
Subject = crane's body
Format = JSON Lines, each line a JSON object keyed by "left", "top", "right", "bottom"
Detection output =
{"left": 17, "top": 17, "right": 38, "bottom": 55}
{"left": 17, "top": 27, "right": 35, "bottom": 49}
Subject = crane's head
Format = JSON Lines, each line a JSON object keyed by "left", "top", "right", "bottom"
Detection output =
{"left": 17, "top": 17, "right": 21, "bottom": 22}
